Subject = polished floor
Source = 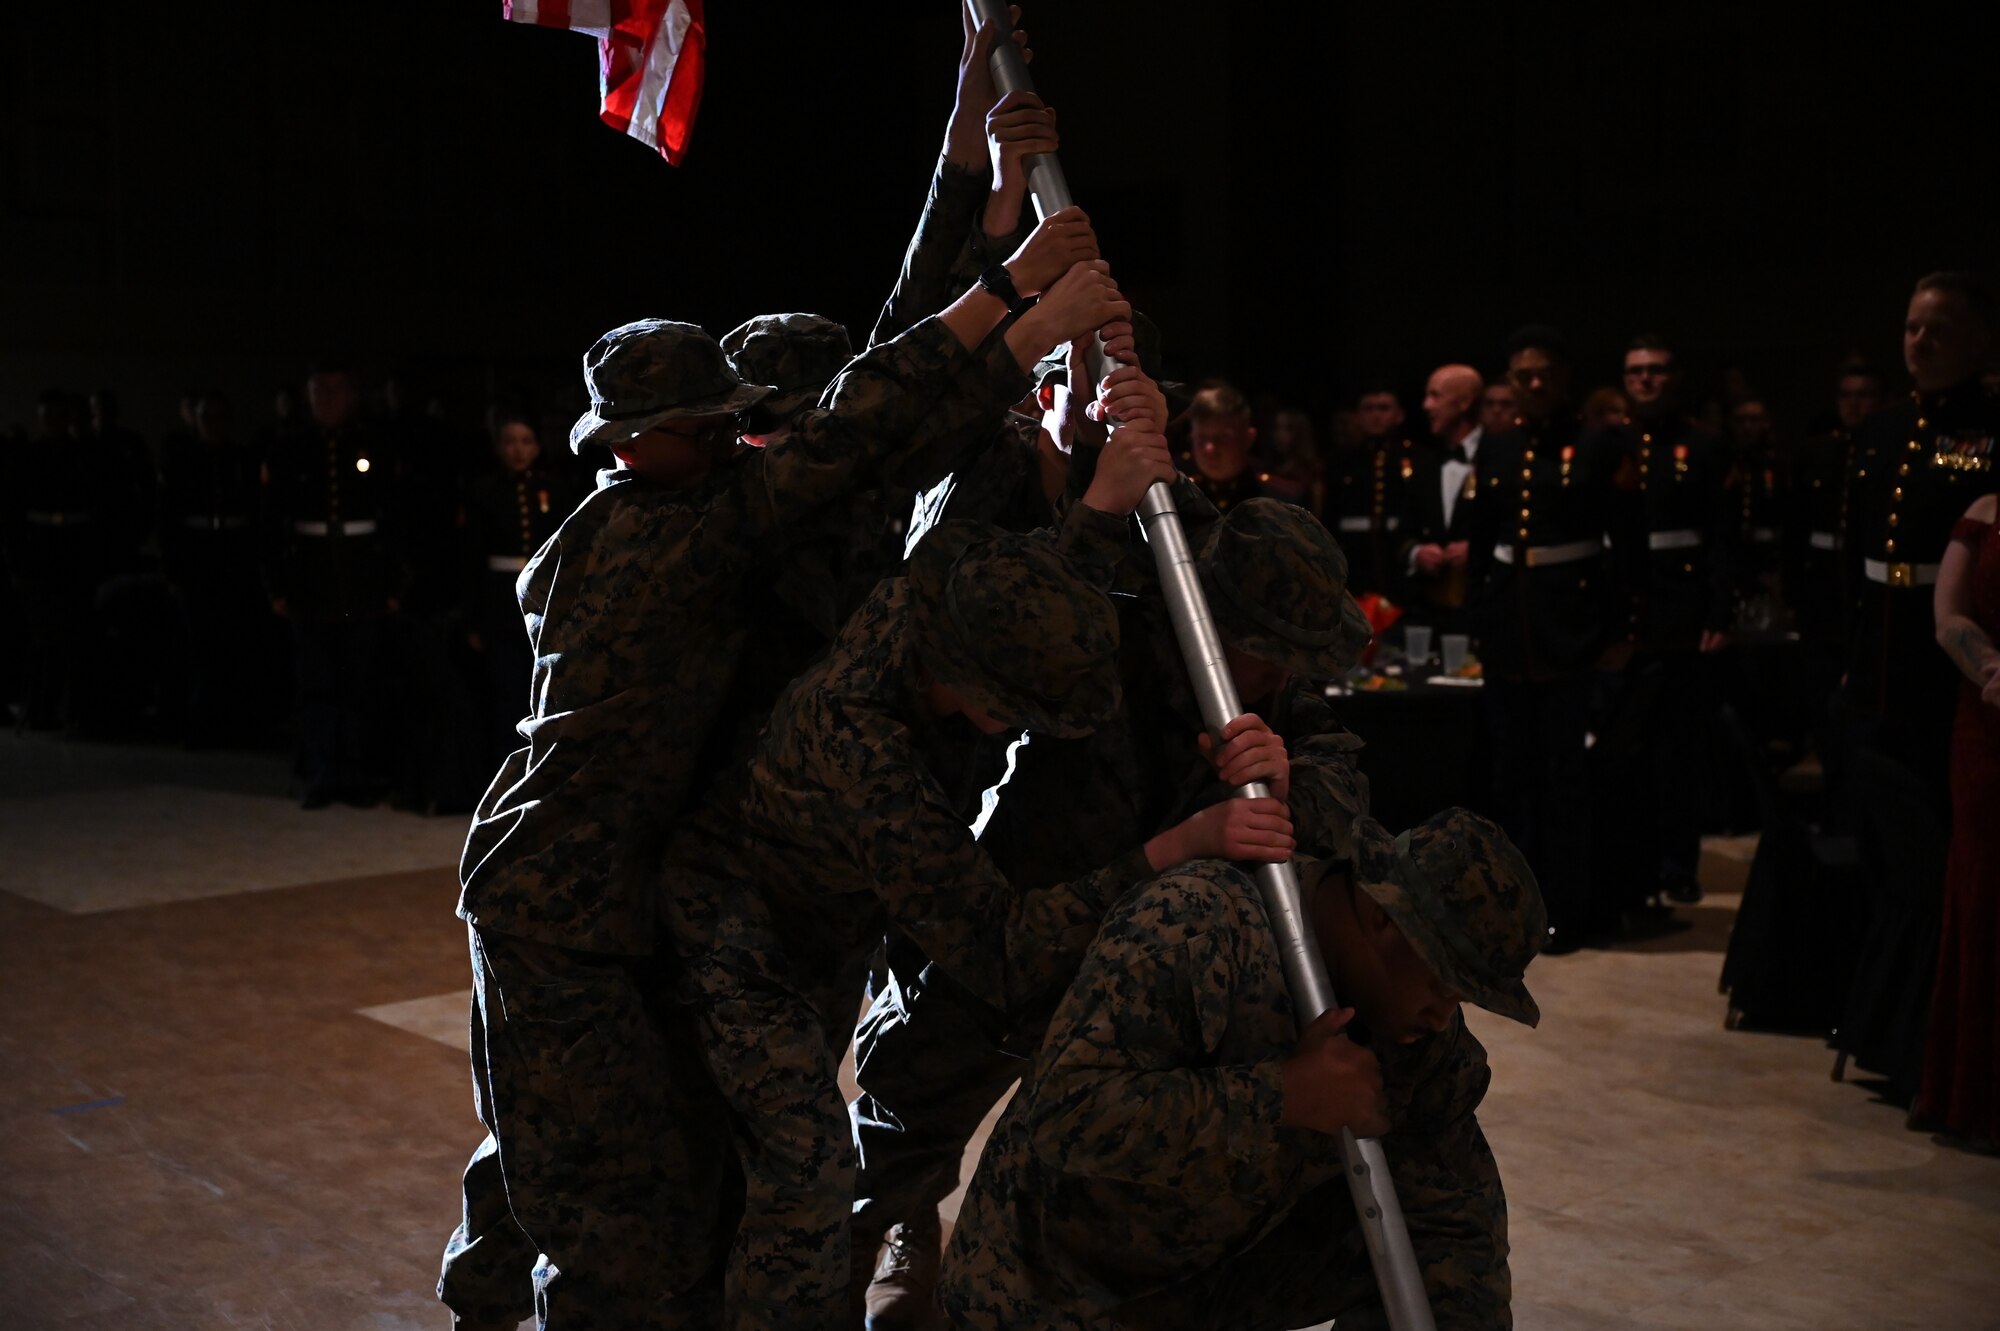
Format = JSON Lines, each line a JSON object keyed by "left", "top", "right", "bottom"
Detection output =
{"left": 2, "top": 733, "right": 1996, "bottom": 1330}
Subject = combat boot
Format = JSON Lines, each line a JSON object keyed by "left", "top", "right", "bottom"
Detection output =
{"left": 862, "top": 1210, "right": 942, "bottom": 1331}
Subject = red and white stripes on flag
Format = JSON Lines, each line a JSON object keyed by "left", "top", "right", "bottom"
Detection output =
{"left": 504, "top": 0, "right": 707, "bottom": 166}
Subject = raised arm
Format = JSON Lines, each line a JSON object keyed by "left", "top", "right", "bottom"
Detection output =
{"left": 870, "top": 6, "right": 1050, "bottom": 346}
{"left": 710, "top": 257, "right": 1127, "bottom": 568}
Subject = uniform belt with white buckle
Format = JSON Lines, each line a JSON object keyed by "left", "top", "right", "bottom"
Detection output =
{"left": 1808, "top": 531, "right": 1842, "bottom": 552}
{"left": 1493, "top": 538, "right": 1598, "bottom": 568}
{"left": 185, "top": 515, "right": 251, "bottom": 531}
{"left": 1336, "top": 515, "right": 1400, "bottom": 533}
{"left": 1863, "top": 559, "right": 1940, "bottom": 588}
{"left": 25, "top": 511, "right": 90, "bottom": 526}
{"left": 487, "top": 554, "right": 529, "bottom": 573}
{"left": 293, "top": 519, "right": 379, "bottom": 537}
{"left": 1648, "top": 529, "right": 1703, "bottom": 551}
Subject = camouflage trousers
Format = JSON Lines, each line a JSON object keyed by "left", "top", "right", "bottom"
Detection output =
{"left": 1140, "top": 1182, "right": 1388, "bottom": 1331}
{"left": 850, "top": 934, "right": 1024, "bottom": 1246}
{"left": 437, "top": 925, "right": 736, "bottom": 1330}
{"left": 663, "top": 872, "right": 869, "bottom": 1331}
{"left": 942, "top": 1182, "right": 1390, "bottom": 1331}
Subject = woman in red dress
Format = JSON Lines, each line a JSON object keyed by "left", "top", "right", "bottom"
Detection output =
{"left": 1918, "top": 492, "right": 2000, "bottom": 1148}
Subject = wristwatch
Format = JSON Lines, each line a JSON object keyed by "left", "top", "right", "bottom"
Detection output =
{"left": 978, "top": 264, "right": 1032, "bottom": 316}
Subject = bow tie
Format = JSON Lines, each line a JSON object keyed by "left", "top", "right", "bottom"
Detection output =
{"left": 1448, "top": 445, "right": 1471, "bottom": 464}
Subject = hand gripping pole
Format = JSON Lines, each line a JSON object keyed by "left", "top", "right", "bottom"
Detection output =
{"left": 969, "top": 5, "right": 1436, "bottom": 1327}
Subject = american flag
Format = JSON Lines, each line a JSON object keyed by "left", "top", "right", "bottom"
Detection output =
{"left": 504, "top": 0, "right": 707, "bottom": 166}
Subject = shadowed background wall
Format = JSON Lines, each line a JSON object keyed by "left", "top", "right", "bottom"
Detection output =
{"left": 2, "top": 3, "right": 1993, "bottom": 437}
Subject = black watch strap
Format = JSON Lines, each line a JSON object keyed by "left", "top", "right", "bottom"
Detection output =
{"left": 978, "top": 264, "right": 1030, "bottom": 315}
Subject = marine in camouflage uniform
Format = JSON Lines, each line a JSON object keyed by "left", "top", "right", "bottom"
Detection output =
{"left": 657, "top": 516, "right": 1141, "bottom": 1330}
{"left": 438, "top": 309, "right": 1035, "bottom": 1331}
{"left": 719, "top": 312, "right": 869, "bottom": 716}
{"left": 941, "top": 809, "right": 1547, "bottom": 1331}
{"left": 851, "top": 498, "right": 1376, "bottom": 1325}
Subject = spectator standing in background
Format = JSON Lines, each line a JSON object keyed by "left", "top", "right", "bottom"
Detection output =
{"left": 1179, "top": 380, "right": 1305, "bottom": 515}
{"left": 1265, "top": 406, "right": 1326, "bottom": 518}
{"left": 8, "top": 391, "right": 105, "bottom": 731}
{"left": 1598, "top": 334, "right": 1734, "bottom": 911}
{"left": 158, "top": 389, "right": 271, "bottom": 745}
{"left": 1327, "top": 386, "right": 1421, "bottom": 597}
{"left": 1478, "top": 380, "right": 1519, "bottom": 437}
{"left": 1727, "top": 395, "right": 1788, "bottom": 627}
{"left": 1916, "top": 489, "right": 2000, "bottom": 1151}
{"left": 264, "top": 359, "right": 401, "bottom": 809}
{"left": 1400, "top": 364, "right": 1485, "bottom": 632}
{"left": 1580, "top": 385, "right": 1631, "bottom": 432}
{"left": 88, "top": 389, "right": 157, "bottom": 578}
{"left": 1793, "top": 361, "right": 1885, "bottom": 734}
{"left": 1466, "top": 326, "right": 1620, "bottom": 951}
{"left": 462, "top": 412, "right": 580, "bottom": 766}
{"left": 1840, "top": 272, "right": 2000, "bottom": 802}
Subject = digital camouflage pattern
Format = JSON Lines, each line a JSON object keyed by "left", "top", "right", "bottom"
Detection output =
{"left": 1200, "top": 497, "right": 1375, "bottom": 678}
{"left": 906, "top": 411, "right": 1060, "bottom": 544}
{"left": 438, "top": 927, "right": 734, "bottom": 1330}
{"left": 907, "top": 519, "right": 1121, "bottom": 739}
{"left": 940, "top": 859, "right": 1515, "bottom": 1331}
{"left": 656, "top": 504, "right": 1149, "bottom": 1329}
{"left": 1352, "top": 809, "right": 1547, "bottom": 1027}
{"left": 852, "top": 502, "right": 1375, "bottom": 1240}
{"left": 764, "top": 156, "right": 1032, "bottom": 652}
{"left": 456, "top": 312, "right": 1029, "bottom": 957}
{"left": 869, "top": 158, "right": 1027, "bottom": 352}
{"left": 444, "top": 313, "right": 1032, "bottom": 1329}
{"left": 720, "top": 312, "right": 855, "bottom": 425}
{"left": 567, "top": 318, "right": 774, "bottom": 453}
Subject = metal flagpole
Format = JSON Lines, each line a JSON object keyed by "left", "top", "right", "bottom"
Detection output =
{"left": 967, "top": 5, "right": 1437, "bottom": 1327}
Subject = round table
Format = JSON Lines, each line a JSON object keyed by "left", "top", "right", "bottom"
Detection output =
{"left": 1321, "top": 670, "right": 1492, "bottom": 833}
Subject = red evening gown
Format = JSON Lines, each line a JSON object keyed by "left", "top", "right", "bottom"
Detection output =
{"left": 1916, "top": 515, "right": 2000, "bottom": 1144}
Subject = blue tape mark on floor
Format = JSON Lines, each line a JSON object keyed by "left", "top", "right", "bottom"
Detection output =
{"left": 51, "top": 1096, "right": 125, "bottom": 1116}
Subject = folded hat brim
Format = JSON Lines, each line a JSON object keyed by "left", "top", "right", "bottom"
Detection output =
{"left": 569, "top": 381, "right": 773, "bottom": 454}
{"left": 1352, "top": 819, "right": 1540, "bottom": 1028}
{"left": 1206, "top": 577, "right": 1374, "bottom": 680}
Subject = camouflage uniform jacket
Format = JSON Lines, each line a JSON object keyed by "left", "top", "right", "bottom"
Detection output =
{"left": 942, "top": 860, "right": 1510, "bottom": 1331}
{"left": 869, "top": 157, "right": 1029, "bottom": 351}
{"left": 663, "top": 501, "right": 1151, "bottom": 1029}
{"left": 979, "top": 594, "right": 1369, "bottom": 897}
{"left": 456, "top": 316, "right": 1030, "bottom": 955}
{"left": 982, "top": 454, "right": 1368, "bottom": 894}
{"left": 774, "top": 158, "right": 1029, "bottom": 641}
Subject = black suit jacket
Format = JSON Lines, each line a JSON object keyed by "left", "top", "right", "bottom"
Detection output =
{"left": 1397, "top": 434, "right": 1484, "bottom": 619}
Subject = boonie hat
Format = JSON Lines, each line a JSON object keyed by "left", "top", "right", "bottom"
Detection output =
{"left": 906, "top": 521, "right": 1122, "bottom": 739}
{"left": 1349, "top": 809, "right": 1546, "bottom": 1026}
{"left": 569, "top": 319, "right": 773, "bottom": 454}
{"left": 722, "top": 312, "right": 853, "bottom": 430}
{"left": 1198, "top": 498, "right": 1373, "bottom": 679}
